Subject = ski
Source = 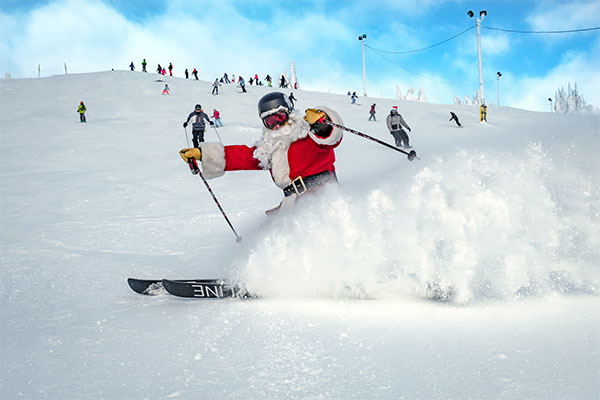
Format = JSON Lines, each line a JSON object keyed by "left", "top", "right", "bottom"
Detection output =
{"left": 162, "top": 279, "right": 253, "bottom": 299}
{"left": 127, "top": 278, "right": 220, "bottom": 296}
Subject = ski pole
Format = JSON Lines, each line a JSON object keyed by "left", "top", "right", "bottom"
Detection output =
{"left": 187, "top": 158, "right": 243, "bottom": 243}
{"left": 211, "top": 123, "right": 223, "bottom": 144}
{"left": 183, "top": 126, "right": 190, "bottom": 147}
{"left": 322, "top": 120, "right": 418, "bottom": 161}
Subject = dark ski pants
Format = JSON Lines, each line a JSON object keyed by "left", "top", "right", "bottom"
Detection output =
{"left": 369, "top": 113, "right": 376, "bottom": 121}
{"left": 192, "top": 130, "right": 205, "bottom": 148}
{"left": 391, "top": 129, "right": 409, "bottom": 148}
{"left": 80, "top": 113, "right": 86, "bottom": 123}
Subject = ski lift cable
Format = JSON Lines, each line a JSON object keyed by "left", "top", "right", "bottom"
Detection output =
{"left": 367, "top": 46, "right": 496, "bottom": 86}
{"left": 483, "top": 26, "right": 600, "bottom": 34}
{"left": 365, "top": 25, "right": 476, "bottom": 54}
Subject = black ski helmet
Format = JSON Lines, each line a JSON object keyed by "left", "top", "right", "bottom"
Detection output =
{"left": 195, "top": 104, "right": 202, "bottom": 111}
{"left": 257, "top": 92, "right": 292, "bottom": 118}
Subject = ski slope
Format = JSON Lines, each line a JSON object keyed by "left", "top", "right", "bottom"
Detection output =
{"left": 1, "top": 71, "right": 599, "bottom": 399}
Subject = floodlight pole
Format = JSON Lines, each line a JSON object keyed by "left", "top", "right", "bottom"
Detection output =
{"left": 497, "top": 72, "right": 502, "bottom": 106}
{"left": 469, "top": 10, "right": 487, "bottom": 105}
{"left": 359, "top": 34, "right": 367, "bottom": 97}
{"left": 548, "top": 98, "right": 553, "bottom": 112}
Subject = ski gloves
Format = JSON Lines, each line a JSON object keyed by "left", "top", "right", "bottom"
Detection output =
{"left": 304, "top": 108, "right": 333, "bottom": 138}
{"left": 179, "top": 147, "right": 202, "bottom": 163}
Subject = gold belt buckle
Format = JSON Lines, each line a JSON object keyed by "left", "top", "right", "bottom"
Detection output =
{"left": 291, "top": 176, "right": 307, "bottom": 195}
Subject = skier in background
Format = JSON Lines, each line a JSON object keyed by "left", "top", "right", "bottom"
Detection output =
{"left": 162, "top": 84, "right": 170, "bottom": 95}
{"left": 129, "top": 62, "right": 135, "bottom": 71}
{"left": 168, "top": 63, "right": 173, "bottom": 76}
{"left": 386, "top": 106, "right": 412, "bottom": 148}
{"left": 449, "top": 111, "right": 462, "bottom": 127}
{"left": 142, "top": 59, "right": 147, "bottom": 72}
{"left": 239, "top": 77, "right": 247, "bottom": 93}
{"left": 350, "top": 92, "right": 358, "bottom": 104}
{"left": 287, "top": 92, "right": 297, "bottom": 110}
{"left": 185, "top": 69, "right": 189, "bottom": 79}
{"left": 183, "top": 104, "right": 214, "bottom": 148}
{"left": 157, "top": 64, "right": 162, "bottom": 74}
{"left": 77, "top": 101, "right": 87, "bottom": 123}
{"left": 178, "top": 92, "right": 344, "bottom": 213}
{"left": 369, "top": 103, "right": 376, "bottom": 121}
{"left": 192, "top": 68, "right": 199, "bottom": 80}
{"left": 212, "top": 78, "right": 220, "bottom": 95}
{"left": 212, "top": 109, "right": 223, "bottom": 127}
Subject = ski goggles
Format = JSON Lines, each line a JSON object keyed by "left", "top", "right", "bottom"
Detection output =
{"left": 262, "top": 112, "right": 289, "bottom": 129}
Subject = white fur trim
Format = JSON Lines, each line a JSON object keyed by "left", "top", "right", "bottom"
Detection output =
{"left": 253, "top": 112, "right": 310, "bottom": 188}
{"left": 307, "top": 106, "right": 343, "bottom": 145}
{"left": 199, "top": 142, "right": 226, "bottom": 179}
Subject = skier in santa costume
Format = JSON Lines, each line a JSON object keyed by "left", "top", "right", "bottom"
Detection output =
{"left": 179, "top": 92, "right": 344, "bottom": 212}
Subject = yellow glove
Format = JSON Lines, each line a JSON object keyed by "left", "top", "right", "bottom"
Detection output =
{"left": 304, "top": 108, "right": 328, "bottom": 125}
{"left": 179, "top": 147, "right": 202, "bottom": 163}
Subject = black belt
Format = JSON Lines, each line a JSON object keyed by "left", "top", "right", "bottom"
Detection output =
{"left": 283, "top": 170, "right": 337, "bottom": 197}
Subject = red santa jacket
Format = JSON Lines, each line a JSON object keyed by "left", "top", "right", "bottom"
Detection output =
{"left": 199, "top": 107, "right": 343, "bottom": 190}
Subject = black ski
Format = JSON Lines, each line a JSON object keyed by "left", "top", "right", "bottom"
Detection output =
{"left": 127, "top": 278, "right": 220, "bottom": 296}
{"left": 162, "top": 279, "right": 253, "bottom": 299}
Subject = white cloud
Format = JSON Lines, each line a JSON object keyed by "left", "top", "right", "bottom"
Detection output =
{"left": 528, "top": 0, "right": 600, "bottom": 31}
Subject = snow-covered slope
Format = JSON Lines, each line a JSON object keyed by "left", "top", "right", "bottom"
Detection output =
{"left": 1, "top": 71, "right": 598, "bottom": 399}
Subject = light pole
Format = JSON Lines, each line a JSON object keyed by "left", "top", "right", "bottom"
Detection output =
{"left": 548, "top": 97, "right": 553, "bottom": 112}
{"left": 358, "top": 34, "right": 367, "bottom": 97}
{"left": 496, "top": 71, "right": 502, "bottom": 106}
{"left": 468, "top": 10, "right": 487, "bottom": 105}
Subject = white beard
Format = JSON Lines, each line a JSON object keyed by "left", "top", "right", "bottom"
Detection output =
{"left": 253, "top": 113, "right": 310, "bottom": 188}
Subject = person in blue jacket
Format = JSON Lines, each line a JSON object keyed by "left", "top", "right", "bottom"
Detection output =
{"left": 183, "top": 104, "right": 214, "bottom": 147}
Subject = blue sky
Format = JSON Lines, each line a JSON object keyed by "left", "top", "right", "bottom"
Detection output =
{"left": 1, "top": 0, "right": 599, "bottom": 111}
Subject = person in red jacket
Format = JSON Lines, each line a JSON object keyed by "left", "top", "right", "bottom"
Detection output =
{"left": 179, "top": 92, "right": 343, "bottom": 212}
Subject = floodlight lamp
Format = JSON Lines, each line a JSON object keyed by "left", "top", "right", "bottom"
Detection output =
{"left": 363, "top": 34, "right": 367, "bottom": 38}
{"left": 467, "top": 10, "right": 474, "bottom": 17}
{"left": 497, "top": 72, "right": 502, "bottom": 77}
{"left": 480, "top": 10, "right": 487, "bottom": 17}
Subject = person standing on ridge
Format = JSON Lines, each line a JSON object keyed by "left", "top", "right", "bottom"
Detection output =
{"left": 168, "top": 63, "right": 173, "bottom": 76}
{"left": 77, "top": 101, "right": 87, "bottom": 123}
{"left": 129, "top": 62, "right": 135, "bottom": 71}
{"left": 386, "top": 106, "right": 412, "bottom": 148}
{"left": 369, "top": 103, "right": 376, "bottom": 121}
{"left": 157, "top": 64, "right": 162, "bottom": 74}
{"left": 183, "top": 104, "right": 214, "bottom": 148}
{"left": 178, "top": 92, "right": 344, "bottom": 213}
{"left": 185, "top": 69, "right": 189, "bottom": 79}
{"left": 193, "top": 68, "right": 198, "bottom": 80}
{"left": 239, "top": 77, "right": 247, "bottom": 93}
{"left": 142, "top": 59, "right": 147, "bottom": 72}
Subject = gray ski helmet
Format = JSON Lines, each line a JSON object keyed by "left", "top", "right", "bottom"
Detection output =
{"left": 257, "top": 92, "right": 292, "bottom": 118}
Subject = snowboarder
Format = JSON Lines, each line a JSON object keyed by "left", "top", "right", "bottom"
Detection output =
{"left": 162, "top": 84, "right": 170, "bottom": 95}
{"left": 386, "top": 106, "right": 412, "bottom": 148}
{"left": 129, "top": 62, "right": 135, "bottom": 71}
{"left": 449, "top": 111, "right": 461, "bottom": 127}
{"left": 142, "top": 59, "right": 147, "bottom": 72}
{"left": 192, "top": 68, "right": 198, "bottom": 80}
{"left": 168, "top": 63, "right": 173, "bottom": 76}
{"left": 185, "top": 69, "right": 189, "bottom": 79}
{"left": 179, "top": 92, "right": 344, "bottom": 213}
{"left": 212, "top": 109, "right": 223, "bottom": 127}
{"left": 183, "top": 104, "right": 214, "bottom": 148}
{"left": 239, "top": 77, "right": 247, "bottom": 93}
{"left": 212, "top": 79, "right": 220, "bottom": 95}
{"left": 77, "top": 101, "right": 87, "bottom": 123}
{"left": 350, "top": 92, "right": 358, "bottom": 104}
{"left": 369, "top": 103, "right": 376, "bottom": 121}
{"left": 288, "top": 92, "right": 297, "bottom": 110}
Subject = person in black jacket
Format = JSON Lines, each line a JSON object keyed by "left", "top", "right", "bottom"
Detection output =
{"left": 183, "top": 104, "right": 214, "bottom": 147}
{"left": 449, "top": 111, "right": 462, "bottom": 127}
